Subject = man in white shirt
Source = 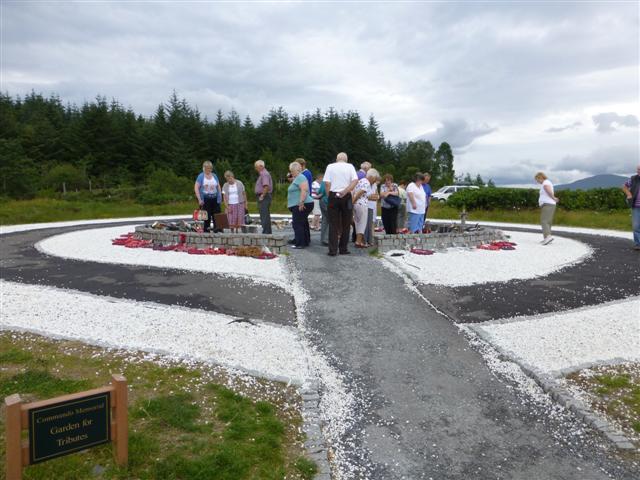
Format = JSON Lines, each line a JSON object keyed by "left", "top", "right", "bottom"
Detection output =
{"left": 324, "top": 152, "right": 359, "bottom": 256}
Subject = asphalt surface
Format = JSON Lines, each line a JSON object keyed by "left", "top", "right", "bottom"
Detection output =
{"left": 418, "top": 229, "right": 640, "bottom": 323}
{"left": 289, "top": 229, "right": 639, "bottom": 480}
{"left": 0, "top": 222, "right": 296, "bottom": 325}
{"left": 2, "top": 222, "right": 638, "bottom": 479}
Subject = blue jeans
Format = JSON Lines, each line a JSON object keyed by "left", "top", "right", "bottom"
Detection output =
{"left": 408, "top": 212, "right": 424, "bottom": 233}
{"left": 633, "top": 208, "right": 640, "bottom": 246}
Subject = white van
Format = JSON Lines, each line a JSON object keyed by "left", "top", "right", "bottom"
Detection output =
{"left": 431, "top": 185, "right": 479, "bottom": 203}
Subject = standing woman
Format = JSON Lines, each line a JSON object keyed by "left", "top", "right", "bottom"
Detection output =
{"left": 194, "top": 161, "right": 222, "bottom": 233}
{"left": 406, "top": 173, "right": 426, "bottom": 233}
{"left": 287, "top": 161, "right": 315, "bottom": 249}
{"left": 535, "top": 172, "right": 559, "bottom": 245}
{"left": 380, "top": 174, "right": 399, "bottom": 234}
{"left": 396, "top": 181, "right": 407, "bottom": 232}
{"left": 222, "top": 170, "right": 247, "bottom": 232}
{"left": 353, "top": 169, "right": 379, "bottom": 247}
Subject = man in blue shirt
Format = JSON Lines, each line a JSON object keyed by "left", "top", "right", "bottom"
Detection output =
{"left": 298, "top": 158, "right": 313, "bottom": 193}
{"left": 422, "top": 172, "right": 432, "bottom": 225}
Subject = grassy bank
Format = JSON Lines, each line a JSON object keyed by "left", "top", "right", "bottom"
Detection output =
{"left": 0, "top": 332, "right": 316, "bottom": 480}
{"left": 0, "top": 198, "right": 286, "bottom": 226}
{"left": 0, "top": 197, "right": 632, "bottom": 231}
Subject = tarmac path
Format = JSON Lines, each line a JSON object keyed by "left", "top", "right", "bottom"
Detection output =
{"left": 289, "top": 230, "right": 639, "bottom": 480}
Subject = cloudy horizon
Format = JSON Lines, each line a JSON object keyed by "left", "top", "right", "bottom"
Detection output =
{"left": 2, "top": 1, "right": 638, "bottom": 185}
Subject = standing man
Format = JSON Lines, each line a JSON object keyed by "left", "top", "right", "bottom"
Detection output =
{"left": 298, "top": 158, "right": 313, "bottom": 192}
{"left": 422, "top": 172, "right": 432, "bottom": 227}
{"left": 324, "top": 152, "right": 359, "bottom": 256}
{"left": 622, "top": 164, "right": 640, "bottom": 251}
{"left": 254, "top": 159, "right": 273, "bottom": 234}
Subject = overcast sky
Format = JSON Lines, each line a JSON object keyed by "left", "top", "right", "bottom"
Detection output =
{"left": 2, "top": 1, "right": 639, "bottom": 185}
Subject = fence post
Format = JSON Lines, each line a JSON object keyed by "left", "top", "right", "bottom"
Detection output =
{"left": 111, "top": 374, "right": 128, "bottom": 467}
{"left": 5, "top": 394, "right": 23, "bottom": 480}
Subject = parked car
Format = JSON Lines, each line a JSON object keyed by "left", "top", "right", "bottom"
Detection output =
{"left": 431, "top": 185, "right": 479, "bottom": 203}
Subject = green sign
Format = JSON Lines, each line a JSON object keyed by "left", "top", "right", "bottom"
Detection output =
{"left": 28, "top": 392, "right": 111, "bottom": 464}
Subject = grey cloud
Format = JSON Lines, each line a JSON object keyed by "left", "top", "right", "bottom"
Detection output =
{"left": 592, "top": 112, "right": 639, "bottom": 133}
{"left": 556, "top": 144, "right": 639, "bottom": 175}
{"left": 544, "top": 121, "right": 582, "bottom": 133}
{"left": 416, "top": 119, "right": 497, "bottom": 150}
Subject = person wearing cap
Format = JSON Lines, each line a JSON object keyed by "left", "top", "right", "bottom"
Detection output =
{"left": 622, "top": 164, "right": 640, "bottom": 250}
{"left": 323, "top": 152, "right": 359, "bottom": 256}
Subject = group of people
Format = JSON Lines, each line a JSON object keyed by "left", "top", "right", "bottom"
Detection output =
{"left": 194, "top": 159, "right": 274, "bottom": 234}
{"left": 286, "top": 153, "right": 434, "bottom": 255}
{"left": 194, "top": 157, "right": 640, "bottom": 254}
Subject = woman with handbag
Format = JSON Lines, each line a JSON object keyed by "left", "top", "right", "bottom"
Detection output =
{"left": 380, "top": 174, "right": 400, "bottom": 234}
{"left": 194, "top": 161, "right": 222, "bottom": 233}
{"left": 222, "top": 170, "right": 248, "bottom": 232}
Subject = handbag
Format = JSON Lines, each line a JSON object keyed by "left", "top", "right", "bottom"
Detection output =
{"left": 193, "top": 209, "right": 208, "bottom": 221}
{"left": 214, "top": 212, "right": 229, "bottom": 231}
{"left": 384, "top": 194, "right": 401, "bottom": 208}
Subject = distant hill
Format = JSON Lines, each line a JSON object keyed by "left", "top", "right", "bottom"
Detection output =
{"left": 555, "top": 174, "right": 628, "bottom": 190}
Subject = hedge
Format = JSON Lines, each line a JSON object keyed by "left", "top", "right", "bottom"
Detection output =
{"left": 446, "top": 187, "right": 628, "bottom": 211}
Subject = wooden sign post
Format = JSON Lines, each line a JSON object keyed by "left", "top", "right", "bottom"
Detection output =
{"left": 4, "top": 374, "right": 128, "bottom": 480}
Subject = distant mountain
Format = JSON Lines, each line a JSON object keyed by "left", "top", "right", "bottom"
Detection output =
{"left": 555, "top": 174, "right": 629, "bottom": 190}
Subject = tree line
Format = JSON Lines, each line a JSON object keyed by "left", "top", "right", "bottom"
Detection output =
{"left": 0, "top": 91, "right": 458, "bottom": 200}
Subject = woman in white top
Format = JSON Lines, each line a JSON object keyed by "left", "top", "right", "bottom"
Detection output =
{"left": 535, "top": 172, "right": 559, "bottom": 245}
{"left": 222, "top": 170, "right": 248, "bottom": 232}
{"left": 353, "top": 169, "right": 380, "bottom": 247}
{"left": 406, "top": 173, "right": 427, "bottom": 233}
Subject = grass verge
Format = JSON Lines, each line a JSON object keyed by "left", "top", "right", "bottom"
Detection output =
{"left": 565, "top": 363, "right": 640, "bottom": 444}
{"left": 0, "top": 331, "right": 317, "bottom": 480}
{"left": 1, "top": 197, "right": 632, "bottom": 232}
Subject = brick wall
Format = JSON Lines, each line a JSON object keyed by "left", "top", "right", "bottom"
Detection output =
{"left": 134, "top": 227, "right": 289, "bottom": 254}
{"left": 374, "top": 229, "right": 505, "bottom": 253}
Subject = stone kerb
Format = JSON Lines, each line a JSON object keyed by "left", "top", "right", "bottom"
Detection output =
{"left": 134, "top": 227, "right": 288, "bottom": 253}
{"left": 373, "top": 228, "right": 505, "bottom": 253}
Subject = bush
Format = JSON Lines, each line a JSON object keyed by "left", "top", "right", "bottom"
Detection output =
{"left": 447, "top": 187, "right": 627, "bottom": 211}
{"left": 137, "top": 169, "right": 193, "bottom": 204}
{"left": 48, "top": 164, "right": 87, "bottom": 192}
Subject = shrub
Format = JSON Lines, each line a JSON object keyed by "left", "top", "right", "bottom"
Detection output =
{"left": 137, "top": 169, "right": 193, "bottom": 204}
{"left": 447, "top": 187, "right": 627, "bottom": 211}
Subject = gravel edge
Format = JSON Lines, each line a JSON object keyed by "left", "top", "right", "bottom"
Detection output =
{"left": 467, "top": 323, "right": 637, "bottom": 451}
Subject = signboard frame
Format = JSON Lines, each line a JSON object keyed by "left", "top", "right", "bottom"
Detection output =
{"left": 4, "top": 374, "right": 127, "bottom": 480}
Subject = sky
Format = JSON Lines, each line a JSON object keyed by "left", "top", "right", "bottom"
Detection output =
{"left": 2, "top": 1, "right": 639, "bottom": 185}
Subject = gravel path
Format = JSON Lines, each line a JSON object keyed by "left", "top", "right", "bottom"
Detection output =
{"left": 290, "top": 235, "right": 638, "bottom": 479}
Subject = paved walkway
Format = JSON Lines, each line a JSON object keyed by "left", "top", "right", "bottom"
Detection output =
{"left": 290, "top": 231, "right": 638, "bottom": 479}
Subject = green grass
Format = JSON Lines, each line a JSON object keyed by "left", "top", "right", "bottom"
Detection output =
{"left": 566, "top": 365, "right": 640, "bottom": 443}
{"left": 0, "top": 197, "right": 290, "bottom": 226}
{"left": 0, "top": 332, "right": 317, "bottom": 480}
{"left": 427, "top": 203, "right": 631, "bottom": 231}
{"left": 1, "top": 196, "right": 632, "bottom": 231}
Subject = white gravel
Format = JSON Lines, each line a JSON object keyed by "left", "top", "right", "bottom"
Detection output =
{"left": 0, "top": 280, "right": 310, "bottom": 384}
{"left": 36, "top": 225, "right": 287, "bottom": 286}
{"left": 385, "top": 230, "right": 592, "bottom": 286}
{"left": 474, "top": 297, "right": 640, "bottom": 375}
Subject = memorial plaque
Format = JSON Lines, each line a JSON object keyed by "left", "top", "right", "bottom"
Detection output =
{"left": 28, "top": 391, "right": 111, "bottom": 464}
